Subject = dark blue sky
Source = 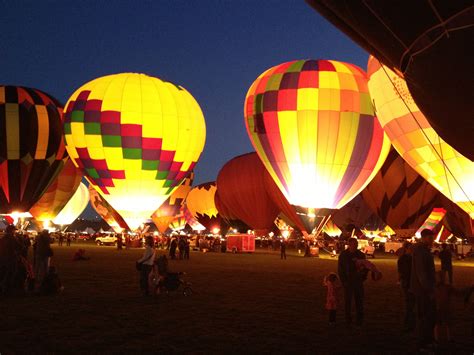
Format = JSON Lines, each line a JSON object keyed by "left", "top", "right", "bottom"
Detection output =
{"left": 1, "top": 1, "right": 368, "bottom": 218}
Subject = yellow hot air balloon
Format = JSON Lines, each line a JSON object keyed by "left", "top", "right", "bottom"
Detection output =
{"left": 367, "top": 57, "right": 474, "bottom": 218}
{"left": 63, "top": 73, "right": 206, "bottom": 229}
{"left": 53, "top": 182, "right": 89, "bottom": 226}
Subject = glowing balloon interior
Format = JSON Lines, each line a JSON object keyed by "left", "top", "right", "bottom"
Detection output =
{"left": 53, "top": 182, "right": 89, "bottom": 226}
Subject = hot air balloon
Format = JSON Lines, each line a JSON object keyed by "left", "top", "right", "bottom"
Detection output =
{"left": 0, "top": 86, "right": 67, "bottom": 214}
{"left": 244, "top": 59, "right": 391, "bottom": 233}
{"left": 53, "top": 182, "right": 89, "bottom": 227}
{"left": 216, "top": 152, "right": 281, "bottom": 236}
{"left": 306, "top": 1, "right": 474, "bottom": 160}
{"left": 182, "top": 205, "right": 205, "bottom": 232}
{"left": 169, "top": 208, "right": 187, "bottom": 232}
{"left": 360, "top": 149, "right": 440, "bottom": 229}
{"left": 88, "top": 185, "right": 129, "bottom": 232}
{"left": 214, "top": 190, "right": 249, "bottom": 233}
{"left": 152, "top": 172, "right": 194, "bottom": 234}
{"left": 29, "top": 158, "right": 83, "bottom": 224}
{"left": 63, "top": 73, "right": 206, "bottom": 230}
{"left": 185, "top": 182, "right": 228, "bottom": 235}
{"left": 367, "top": 57, "right": 474, "bottom": 219}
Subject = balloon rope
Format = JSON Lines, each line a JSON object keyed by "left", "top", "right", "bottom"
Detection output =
{"left": 378, "top": 60, "right": 473, "bottom": 208}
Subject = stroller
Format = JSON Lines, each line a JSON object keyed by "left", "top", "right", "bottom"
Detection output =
{"left": 158, "top": 272, "right": 193, "bottom": 296}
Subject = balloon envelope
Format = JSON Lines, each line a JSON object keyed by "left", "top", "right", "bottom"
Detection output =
{"left": 367, "top": 57, "right": 474, "bottom": 218}
{"left": 88, "top": 185, "right": 129, "bottom": 232}
{"left": 0, "top": 86, "right": 67, "bottom": 213}
{"left": 306, "top": 1, "right": 474, "bottom": 160}
{"left": 216, "top": 153, "right": 280, "bottom": 235}
{"left": 30, "top": 158, "right": 83, "bottom": 222}
{"left": 53, "top": 182, "right": 89, "bottom": 226}
{"left": 63, "top": 73, "right": 206, "bottom": 229}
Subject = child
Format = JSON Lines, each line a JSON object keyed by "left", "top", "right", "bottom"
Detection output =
{"left": 323, "top": 272, "right": 340, "bottom": 325}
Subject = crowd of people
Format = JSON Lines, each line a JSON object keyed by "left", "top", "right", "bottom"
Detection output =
{"left": 322, "top": 230, "right": 474, "bottom": 352}
{"left": 0, "top": 225, "right": 62, "bottom": 296}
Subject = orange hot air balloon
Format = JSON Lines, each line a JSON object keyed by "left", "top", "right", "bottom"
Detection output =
{"left": 152, "top": 172, "right": 193, "bottom": 234}
{"left": 367, "top": 56, "right": 473, "bottom": 219}
{"left": 30, "top": 158, "right": 83, "bottom": 223}
{"left": 89, "top": 185, "right": 129, "bottom": 232}
{"left": 244, "top": 59, "right": 390, "bottom": 233}
{"left": 216, "top": 153, "right": 281, "bottom": 236}
{"left": 185, "top": 182, "right": 228, "bottom": 235}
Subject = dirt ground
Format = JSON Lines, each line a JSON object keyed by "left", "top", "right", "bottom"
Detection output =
{"left": 1, "top": 243, "right": 473, "bottom": 354}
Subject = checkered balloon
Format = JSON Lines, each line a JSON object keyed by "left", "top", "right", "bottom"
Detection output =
{"left": 63, "top": 73, "right": 206, "bottom": 229}
{"left": 244, "top": 59, "right": 390, "bottom": 210}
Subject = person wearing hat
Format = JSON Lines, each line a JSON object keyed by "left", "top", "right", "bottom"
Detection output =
{"left": 0, "top": 225, "right": 20, "bottom": 295}
{"left": 410, "top": 229, "right": 436, "bottom": 351}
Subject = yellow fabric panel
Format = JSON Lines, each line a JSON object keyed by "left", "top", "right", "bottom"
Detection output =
{"left": 142, "top": 112, "right": 163, "bottom": 139}
{"left": 103, "top": 147, "right": 123, "bottom": 170}
{"left": 64, "top": 135, "right": 79, "bottom": 160}
{"left": 123, "top": 159, "right": 142, "bottom": 179}
{"left": 319, "top": 71, "right": 340, "bottom": 89}
{"left": 278, "top": 111, "right": 299, "bottom": 165}
{"left": 5, "top": 103, "right": 19, "bottom": 159}
{"left": 100, "top": 75, "right": 127, "bottom": 111}
{"left": 296, "top": 110, "right": 317, "bottom": 166}
{"left": 157, "top": 82, "right": 178, "bottom": 117}
{"left": 359, "top": 92, "right": 373, "bottom": 115}
{"left": 88, "top": 147, "right": 105, "bottom": 160}
{"left": 84, "top": 135, "right": 103, "bottom": 150}
{"left": 330, "top": 61, "right": 353, "bottom": 74}
{"left": 34, "top": 105, "right": 49, "bottom": 159}
{"left": 318, "top": 89, "right": 340, "bottom": 111}
{"left": 334, "top": 112, "right": 359, "bottom": 166}
{"left": 297, "top": 88, "right": 319, "bottom": 110}
{"left": 70, "top": 122, "right": 86, "bottom": 148}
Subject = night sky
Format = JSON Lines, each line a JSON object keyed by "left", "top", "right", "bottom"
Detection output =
{"left": 1, "top": 1, "right": 368, "bottom": 219}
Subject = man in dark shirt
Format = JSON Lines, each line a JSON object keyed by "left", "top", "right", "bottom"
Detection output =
{"left": 280, "top": 240, "right": 286, "bottom": 260}
{"left": 410, "top": 229, "right": 436, "bottom": 350}
{"left": 338, "top": 238, "right": 367, "bottom": 327}
{"left": 439, "top": 243, "right": 453, "bottom": 285}
{"left": 397, "top": 241, "right": 415, "bottom": 332}
{"left": 0, "top": 225, "right": 20, "bottom": 295}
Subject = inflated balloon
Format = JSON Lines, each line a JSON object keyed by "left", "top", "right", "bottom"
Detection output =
{"left": 152, "top": 172, "right": 193, "bottom": 234}
{"left": 216, "top": 153, "right": 280, "bottom": 236}
{"left": 185, "top": 182, "right": 228, "bottom": 234}
{"left": 306, "top": 1, "right": 474, "bottom": 160}
{"left": 63, "top": 73, "right": 206, "bottom": 229}
{"left": 30, "top": 158, "right": 83, "bottom": 222}
{"left": 360, "top": 149, "right": 439, "bottom": 229}
{"left": 367, "top": 57, "right": 473, "bottom": 218}
{"left": 53, "top": 182, "right": 89, "bottom": 226}
{"left": 0, "top": 86, "right": 67, "bottom": 213}
{"left": 245, "top": 59, "right": 390, "bottom": 231}
{"left": 182, "top": 205, "right": 205, "bottom": 231}
{"left": 169, "top": 208, "right": 187, "bottom": 231}
{"left": 88, "top": 185, "right": 129, "bottom": 232}
{"left": 214, "top": 191, "right": 249, "bottom": 233}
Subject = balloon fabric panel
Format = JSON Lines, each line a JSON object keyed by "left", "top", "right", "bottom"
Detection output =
{"left": 53, "top": 182, "right": 89, "bottom": 226}
{"left": 0, "top": 86, "right": 67, "bottom": 213}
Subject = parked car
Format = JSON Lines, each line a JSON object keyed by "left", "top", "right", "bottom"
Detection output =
{"left": 384, "top": 241, "right": 404, "bottom": 254}
{"left": 95, "top": 234, "right": 117, "bottom": 246}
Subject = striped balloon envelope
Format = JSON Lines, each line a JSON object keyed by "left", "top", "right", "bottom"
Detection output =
{"left": 244, "top": 60, "right": 390, "bottom": 231}
{"left": 30, "top": 158, "right": 83, "bottom": 223}
{"left": 152, "top": 172, "right": 193, "bottom": 234}
{"left": 63, "top": 73, "right": 206, "bottom": 230}
{"left": 0, "top": 86, "right": 67, "bottom": 213}
{"left": 360, "top": 149, "right": 439, "bottom": 229}
{"left": 367, "top": 56, "right": 473, "bottom": 219}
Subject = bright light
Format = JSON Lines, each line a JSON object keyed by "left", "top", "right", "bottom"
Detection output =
{"left": 212, "top": 227, "right": 220, "bottom": 235}
{"left": 282, "top": 230, "right": 290, "bottom": 238}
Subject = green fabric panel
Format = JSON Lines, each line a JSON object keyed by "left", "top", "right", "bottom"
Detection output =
{"left": 71, "top": 111, "right": 84, "bottom": 122}
{"left": 102, "top": 135, "right": 122, "bottom": 147}
{"left": 123, "top": 148, "right": 141, "bottom": 159}
{"left": 142, "top": 160, "right": 158, "bottom": 170}
{"left": 84, "top": 122, "right": 101, "bottom": 135}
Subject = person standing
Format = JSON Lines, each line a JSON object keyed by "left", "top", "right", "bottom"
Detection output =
{"left": 397, "top": 241, "right": 415, "bottom": 332}
{"left": 66, "top": 234, "right": 71, "bottom": 247}
{"left": 34, "top": 230, "right": 53, "bottom": 293}
{"left": 0, "top": 225, "right": 21, "bottom": 295}
{"left": 184, "top": 239, "right": 190, "bottom": 260}
{"left": 439, "top": 243, "right": 453, "bottom": 285}
{"left": 410, "top": 229, "right": 436, "bottom": 351}
{"left": 280, "top": 239, "right": 287, "bottom": 260}
{"left": 58, "top": 234, "right": 64, "bottom": 246}
{"left": 323, "top": 272, "right": 341, "bottom": 325}
{"left": 338, "top": 238, "right": 367, "bottom": 327}
{"left": 116, "top": 234, "right": 123, "bottom": 250}
{"left": 136, "top": 237, "right": 155, "bottom": 296}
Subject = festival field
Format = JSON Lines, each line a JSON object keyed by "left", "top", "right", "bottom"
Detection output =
{"left": 1, "top": 244, "right": 473, "bottom": 353}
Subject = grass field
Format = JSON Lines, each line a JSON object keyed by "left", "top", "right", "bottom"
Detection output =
{"left": 1, "top": 243, "right": 473, "bottom": 353}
